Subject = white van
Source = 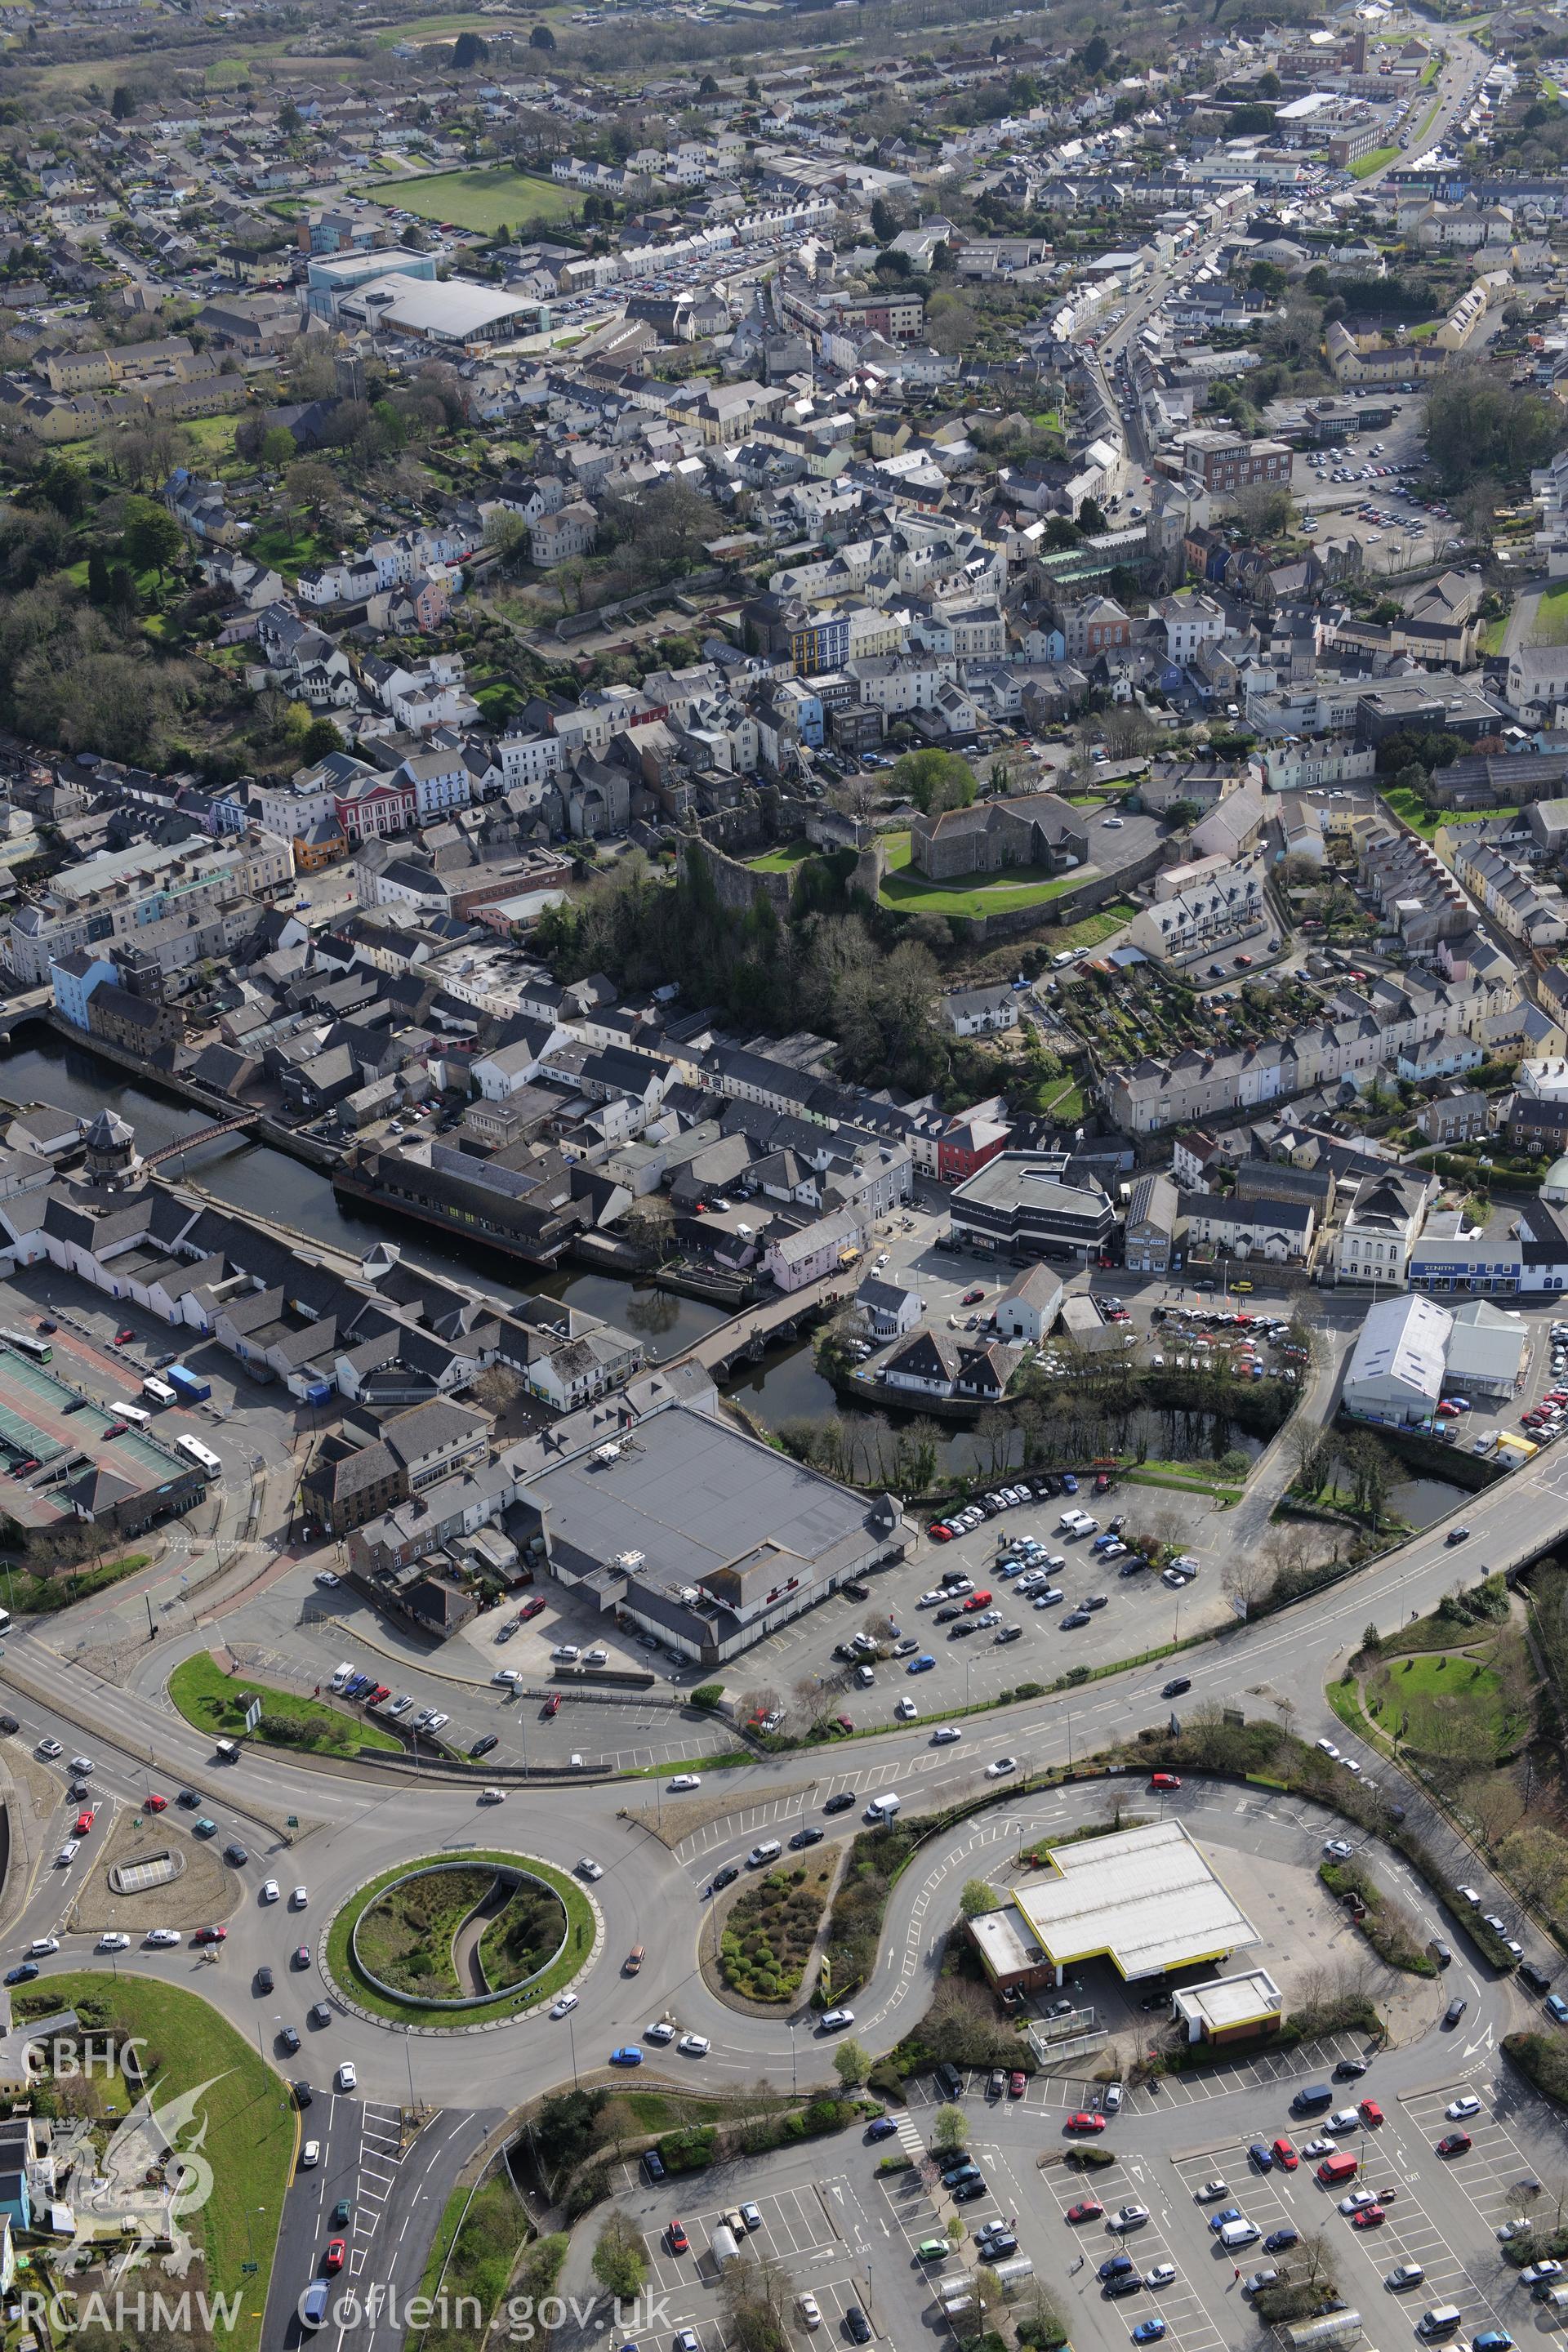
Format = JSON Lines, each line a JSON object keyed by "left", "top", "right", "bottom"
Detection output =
{"left": 1419, "top": 2309, "right": 1463, "bottom": 2338}
{"left": 1220, "top": 2220, "right": 1260, "bottom": 2249}
{"left": 865, "top": 1793, "right": 902, "bottom": 1821}
{"left": 328, "top": 1663, "right": 354, "bottom": 1692}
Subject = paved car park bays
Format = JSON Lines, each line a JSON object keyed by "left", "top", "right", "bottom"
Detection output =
{"left": 620, "top": 2159, "right": 898, "bottom": 2347}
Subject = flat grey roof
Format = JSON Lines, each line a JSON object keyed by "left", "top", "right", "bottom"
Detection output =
{"left": 525, "top": 1403, "right": 868, "bottom": 1592}
{"left": 954, "top": 1152, "right": 1107, "bottom": 1218}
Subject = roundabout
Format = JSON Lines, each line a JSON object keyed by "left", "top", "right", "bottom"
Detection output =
{"left": 321, "top": 1847, "right": 599, "bottom": 2029}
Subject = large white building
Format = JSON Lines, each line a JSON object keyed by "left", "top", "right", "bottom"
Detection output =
{"left": 1342, "top": 1291, "right": 1451, "bottom": 1425}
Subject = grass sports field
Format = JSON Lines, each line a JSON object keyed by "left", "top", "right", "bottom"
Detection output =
{"left": 355, "top": 167, "right": 577, "bottom": 232}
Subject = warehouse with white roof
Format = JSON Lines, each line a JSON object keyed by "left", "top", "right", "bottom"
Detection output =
{"left": 1341, "top": 1290, "right": 1451, "bottom": 1426}
{"left": 969, "top": 1820, "right": 1261, "bottom": 1993}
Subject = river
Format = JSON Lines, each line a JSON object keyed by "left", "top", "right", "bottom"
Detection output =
{"left": 0, "top": 1032, "right": 1313, "bottom": 1482}
{"left": 0, "top": 1031, "right": 728, "bottom": 1358}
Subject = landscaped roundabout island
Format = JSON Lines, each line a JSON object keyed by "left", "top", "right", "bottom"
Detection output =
{"left": 325, "top": 1851, "right": 596, "bottom": 2027}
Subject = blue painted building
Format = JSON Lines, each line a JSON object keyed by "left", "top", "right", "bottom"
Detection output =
{"left": 49, "top": 949, "right": 116, "bottom": 1031}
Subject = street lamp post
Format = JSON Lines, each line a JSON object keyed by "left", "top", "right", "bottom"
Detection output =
{"left": 789, "top": 2020, "right": 797, "bottom": 2096}
{"left": 568, "top": 2015, "right": 579, "bottom": 2091}
{"left": 403, "top": 2027, "right": 416, "bottom": 2111}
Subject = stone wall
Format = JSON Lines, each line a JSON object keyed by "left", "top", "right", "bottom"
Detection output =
{"left": 700, "top": 844, "right": 796, "bottom": 920}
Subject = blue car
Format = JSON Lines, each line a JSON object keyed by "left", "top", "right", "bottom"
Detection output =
{"left": 4, "top": 1962, "right": 38, "bottom": 1985}
{"left": 1062, "top": 1473, "right": 1079, "bottom": 1494}
{"left": 1265, "top": 2228, "right": 1299, "bottom": 2252}
{"left": 1100, "top": 2255, "right": 1134, "bottom": 2280}
{"left": 1474, "top": 2335, "right": 1512, "bottom": 2352}
{"left": 1208, "top": 2208, "right": 1242, "bottom": 2233}
{"left": 998, "top": 1561, "right": 1023, "bottom": 1579}
{"left": 608, "top": 2047, "right": 644, "bottom": 2066}
{"left": 1248, "top": 2141, "right": 1273, "bottom": 2172}
{"left": 1132, "top": 2323, "right": 1167, "bottom": 2345}
{"left": 1547, "top": 1995, "right": 1568, "bottom": 2025}
{"left": 866, "top": 2117, "right": 898, "bottom": 2142}
{"left": 907, "top": 1655, "right": 936, "bottom": 1674}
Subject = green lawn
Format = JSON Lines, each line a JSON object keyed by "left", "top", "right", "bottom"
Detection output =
{"left": 247, "top": 518, "right": 336, "bottom": 577}
{"left": 748, "top": 840, "right": 813, "bottom": 871}
{"left": 1532, "top": 584, "right": 1568, "bottom": 645}
{"left": 13, "top": 1973, "right": 294, "bottom": 2352}
{"left": 879, "top": 831, "right": 1086, "bottom": 920}
{"left": 1382, "top": 786, "right": 1518, "bottom": 840}
{"left": 1363, "top": 1646, "right": 1526, "bottom": 1756}
{"left": 167, "top": 1652, "right": 403, "bottom": 1757}
{"left": 354, "top": 167, "right": 577, "bottom": 234}
{"left": 1352, "top": 146, "right": 1400, "bottom": 178}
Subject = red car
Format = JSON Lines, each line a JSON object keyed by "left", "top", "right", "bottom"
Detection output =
{"left": 542, "top": 1695, "right": 560, "bottom": 1718}
{"left": 668, "top": 2220, "right": 688, "bottom": 2255}
{"left": 193, "top": 1926, "right": 226, "bottom": 1945}
{"left": 114, "top": 1327, "right": 135, "bottom": 1345}
{"left": 1067, "top": 2199, "right": 1104, "bottom": 2223}
{"left": 929, "top": 1523, "right": 953, "bottom": 1543}
{"left": 1067, "top": 2112, "right": 1107, "bottom": 2134}
{"left": 1150, "top": 1773, "right": 1182, "bottom": 1792}
{"left": 1437, "top": 2131, "right": 1472, "bottom": 2156}
{"left": 835, "top": 1715, "right": 854, "bottom": 1734}
{"left": 1009, "top": 2071, "right": 1027, "bottom": 2098}
{"left": 962, "top": 1289, "right": 986, "bottom": 1306}
{"left": 519, "top": 1596, "right": 547, "bottom": 1622}
{"left": 74, "top": 1810, "right": 94, "bottom": 1837}
{"left": 1352, "top": 2207, "right": 1387, "bottom": 2230}
{"left": 1359, "top": 2099, "right": 1383, "bottom": 2127}
{"left": 366, "top": 1684, "right": 390, "bottom": 1705}
{"left": 1272, "top": 2138, "right": 1298, "bottom": 2172}
{"left": 324, "top": 2239, "right": 345, "bottom": 2274}
{"left": 144, "top": 1793, "right": 167, "bottom": 1812}
{"left": 962, "top": 1591, "right": 993, "bottom": 1613}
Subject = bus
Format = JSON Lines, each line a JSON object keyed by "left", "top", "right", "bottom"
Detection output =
{"left": 140, "top": 1378, "right": 176, "bottom": 1409}
{"left": 0, "top": 1329, "right": 52, "bottom": 1364}
{"left": 108, "top": 1400, "right": 150, "bottom": 1428}
{"left": 176, "top": 1434, "right": 221, "bottom": 1477}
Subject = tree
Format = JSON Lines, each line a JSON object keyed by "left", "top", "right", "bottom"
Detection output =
{"left": 592, "top": 2211, "right": 647, "bottom": 2300}
{"left": 1077, "top": 496, "right": 1107, "bottom": 533}
{"left": 960, "top": 1878, "right": 1002, "bottom": 1919}
{"left": 931, "top": 2102, "right": 969, "bottom": 2154}
{"left": 111, "top": 84, "right": 137, "bottom": 118}
{"left": 871, "top": 194, "right": 903, "bottom": 246}
{"left": 260, "top": 425, "right": 297, "bottom": 470}
{"left": 284, "top": 460, "right": 339, "bottom": 519}
{"left": 831, "top": 2037, "right": 871, "bottom": 2087}
{"left": 299, "top": 716, "right": 345, "bottom": 764}
{"left": 1081, "top": 31, "right": 1111, "bottom": 72}
{"left": 279, "top": 98, "right": 303, "bottom": 136}
{"left": 890, "top": 748, "right": 977, "bottom": 817}
{"left": 530, "top": 20, "right": 556, "bottom": 46}
{"left": 122, "top": 502, "right": 183, "bottom": 583}
{"left": 452, "top": 29, "right": 488, "bottom": 65}
{"left": 483, "top": 510, "right": 532, "bottom": 572}
{"left": 1165, "top": 798, "right": 1203, "bottom": 828}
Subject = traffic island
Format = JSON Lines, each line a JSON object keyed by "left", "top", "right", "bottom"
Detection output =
{"left": 321, "top": 1851, "right": 600, "bottom": 2031}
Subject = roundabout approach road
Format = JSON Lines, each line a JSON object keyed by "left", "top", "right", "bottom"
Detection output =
{"left": 0, "top": 1417, "right": 1564, "bottom": 2339}
{"left": 1, "top": 1427, "right": 1564, "bottom": 2106}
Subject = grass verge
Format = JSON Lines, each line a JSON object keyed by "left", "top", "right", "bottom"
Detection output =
{"left": 416, "top": 2174, "right": 537, "bottom": 2352}
{"left": 327, "top": 1851, "right": 593, "bottom": 2026}
{"left": 2, "top": 1552, "right": 149, "bottom": 1612}
{"left": 167, "top": 1652, "right": 403, "bottom": 1757}
{"left": 12, "top": 1972, "right": 294, "bottom": 2352}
